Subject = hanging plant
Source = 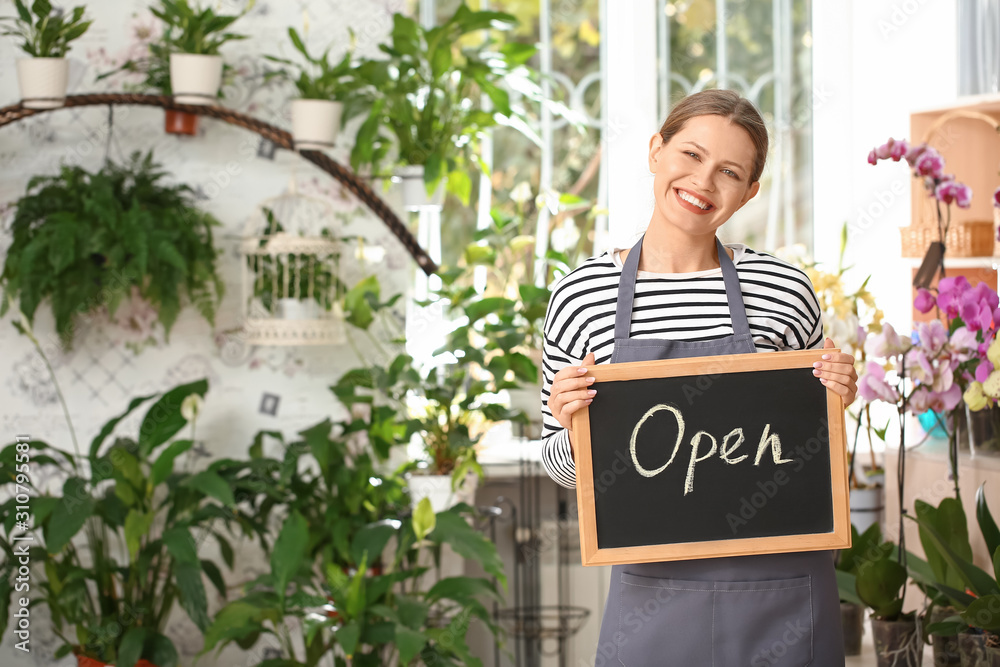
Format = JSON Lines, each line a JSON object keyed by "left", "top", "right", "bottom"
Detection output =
{"left": 0, "top": 151, "right": 225, "bottom": 350}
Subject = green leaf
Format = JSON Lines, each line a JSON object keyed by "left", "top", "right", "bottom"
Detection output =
{"left": 202, "top": 600, "right": 269, "bottom": 654}
{"left": 272, "top": 511, "right": 308, "bottom": 607}
{"left": 89, "top": 393, "right": 157, "bottom": 460}
{"left": 175, "top": 561, "right": 210, "bottom": 631}
{"left": 350, "top": 523, "right": 396, "bottom": 569}
{"left": 963, "top": 594, "right": 1000, "bottom": 632}
{"left": 337, "top": 619, "right": 362, "bottom": 658}
{"left": 183, "top": 470, "right": 235, "bottom": 507}
{"left": 138, "top": 379, "right": 208, "bottom": 456}
{"left": 908, "top": 513, "right": 1000, "bottom": 597}
{"left": 163, "top": 526, "right": 199, "bottom": 565}
{"left": 427, "top": 576, "right": 502, "bottom": 604}
{"left": 855, "top": 556, "right": 906, "bottom": 618}
{"left": 835, "top": 569, "right": 862, "bottom": 606}
{"left": 116, "top": 627, "right": 148, "bottom": 667}
{"left": 396, "top": 594, "right": 428, "bottom": 630}
{"left": 201, "top": 559, "right": 227, "bottom": 599}
{"left": 151, "top": 439, "right": 193, "bottom": 486}
{"left": 412, "top": 497, "right": 436, "bottom": 542}
{"left": 124, "top": 509, "right": 154, "bottom": 560}
{"left": 144, "top": 632, "right": 179, "bottom": 667}
{"left": 429, "top": 509, "right": 506, "bottom": 585}
{"left": 391, "top": 14, "right": 420, "bottom": 56}
{"left": 396, "top": 625, "right": 427, "bottom": 664}
{"left": 46, "top": 477, "right": 94, "bottom": 554}
{"left": 916, "top": 498, "right": 972, "bottom": 590}
{"left": 978, "top": 482, "right": 1000, "bottom": 558}
{"left": 447, "top": 169, "right": 472, "bottom": 206}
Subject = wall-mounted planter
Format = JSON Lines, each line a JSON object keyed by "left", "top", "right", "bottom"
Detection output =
{"left": 169, "top": 53, "right": 222, "bottom": 105}
{"left": 164, "top": 109, "right": 199, "bottom": 135}
{"left": 17, "top": 58, "right": 69, "bottom": 109}
{"left": 291, "top": 99, "right": 342, "bottom": 151}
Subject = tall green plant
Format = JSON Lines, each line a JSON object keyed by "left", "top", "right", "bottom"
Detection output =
{"left": 265, "top": 27, "right": 365, "bottom": 105}
{"left": 0, "top": 0, "right": 92, "bottom": 57}
{"left": 350, "top": 4, "right": 542, "bottom": 202}
{"left": 150, "top": 0, "right": 251, "bottom": 55}
{"left": 0, "top": 151, "right": 225, "bottom": 349}
{"left": 0, "top": 379, "right": 264, "bottom": 665}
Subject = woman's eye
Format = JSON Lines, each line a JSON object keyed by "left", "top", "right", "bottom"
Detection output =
{"left": 685, "top": 151, "right": 699, "bottom": 159}
{"left": 723, "top": 169, "right": 738, "bottom": 178}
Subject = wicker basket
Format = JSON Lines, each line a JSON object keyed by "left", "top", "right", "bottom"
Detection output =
{"left": 900, "top": 220, "right": 995, "bottom": 257}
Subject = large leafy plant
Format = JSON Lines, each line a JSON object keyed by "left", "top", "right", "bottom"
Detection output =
{"left": 0, "top": 0, "right": 92, "bottom": 58}
{"left": 0, "top": 151, "right": 225, "bottom": 349}
{"left": 150, "top": 0, "right": 250, "bottom": 56}
{"left": 265, "top": 27, "right": 365, "bottom": 106}
{"left": 0, "top": 379, "right": 264, "bottom": 665}
{"left": 350, "top": 4, "right": 541, "bottom": 203}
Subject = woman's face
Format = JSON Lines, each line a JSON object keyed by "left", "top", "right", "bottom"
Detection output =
{"left": 647, "top": 114, "right": 761, "bottom": 240}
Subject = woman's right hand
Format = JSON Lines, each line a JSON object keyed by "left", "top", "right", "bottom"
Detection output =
{"left": 549, "top": 352, "right": 597, "bottom": 451}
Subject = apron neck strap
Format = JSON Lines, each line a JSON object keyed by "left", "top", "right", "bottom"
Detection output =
{"left": 614, "top": 234, "right": 752, "bottom": 340}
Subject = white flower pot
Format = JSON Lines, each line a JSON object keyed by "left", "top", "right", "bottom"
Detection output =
{"left": 17, "top": 58, "right": 69, "bottom": 109}
{"left": 394, "top": 164, "right": 444, "bottom": 210}
{"left": 291, "top": 99, "right": 342, "bottom": 150}
{"left": 407, "top": 473, "right": 478, "bottom": 514}
{"left": 275, "top": 298, "right": 318, "bottom": 321}
{"left": 849, "top": 485, "right": 884, "bottom": 534}
{"left": 169, "top": 53, "right": 223, "bottom": 105}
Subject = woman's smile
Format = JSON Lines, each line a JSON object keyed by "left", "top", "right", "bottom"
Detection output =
{"left": 674, "top": 187, "right": 716, "bottom": 213}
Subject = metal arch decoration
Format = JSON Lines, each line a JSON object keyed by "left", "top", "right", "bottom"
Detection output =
{"left": 0, "top": 93, "right": 439, "bottom": 276}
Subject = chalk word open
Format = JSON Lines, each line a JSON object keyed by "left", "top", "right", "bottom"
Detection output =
{"left": 629, "top": 404, "right": 794, "bottom": 495}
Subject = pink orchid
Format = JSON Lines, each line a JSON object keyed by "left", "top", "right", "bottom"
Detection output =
{"left": 949, "top": 326, "right": 981, "bottom": 360}
{"left": 978, "top": 360, "right": 995, "bottom": 383}
{"left": 915, "top": 149, "right": 945, "bottom": 179}
{"left": 858, "top": 361, "right": 900, "bottom": 404}
{"left": 875, "top": 141, "right": 893, "bottom": 160}
{"left": 914, "top": 288, "right": 935, "bottom": 314}
{"left": 909, "top": 384, "right": 963, "bottom": 414}
{"left": 937, "top": 276, "right": 972, "bottom": 319}
{"left": 913, "top": 319, "right": 949, "bottom": 354}
{"left": 867, "top": 149, "right": 878, "bottom": 166}
{"left": 994, "top": 186, "right": 1000, "bottom": 208}
{"left": 936, "top": 180, "right": 972, "bottom": 208}
{"left": 904, "top": 142, "right": 928, "bottom": 167}
{"left": 866, "top": 322, "right": 909, "bottom": 358}
{"left": 857, "top": 325, "right": 867, "bottom": 349}
{"left": 890, "top": 139, "right": 909, "bottom": 161}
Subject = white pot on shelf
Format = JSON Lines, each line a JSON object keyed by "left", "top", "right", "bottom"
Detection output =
{"left": 291, "top": 99, "right": 342, "bottom": 150}
{"left": 394, "top": 164, "right": 444, "bottom": 210}
{"left": 17, "top": 58, "right": 69, "bottom": 109}
{"left": 275, "top": 298, "right": 318, "bottom": 321}
{"left": 407, "top": 472, "right": 478, "bottom": 514}
{"left": 169, "top": 53, "right": 223, "bottom": 105}
{"left": 849, "top": 485, "right": 884, "bottom": 534}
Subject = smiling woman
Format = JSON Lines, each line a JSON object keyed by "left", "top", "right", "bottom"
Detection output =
{"left": 538, "top": 89, "right": 859, "bottom": 665}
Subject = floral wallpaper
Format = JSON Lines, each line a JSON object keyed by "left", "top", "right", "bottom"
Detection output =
{"left": 0, "top": 1, "right": 420, "bottom": 664}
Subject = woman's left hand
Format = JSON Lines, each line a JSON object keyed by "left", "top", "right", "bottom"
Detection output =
{"left": 813, "top": 337, "right": 858, "bottom": 408}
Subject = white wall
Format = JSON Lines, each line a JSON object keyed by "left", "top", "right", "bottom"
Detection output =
{"left": 813, "top": 0, "right": 958, "bottom": 330}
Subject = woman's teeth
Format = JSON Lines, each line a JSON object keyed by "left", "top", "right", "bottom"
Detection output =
{"left": 678, "top": 191, "right": 711, "bottom": 210}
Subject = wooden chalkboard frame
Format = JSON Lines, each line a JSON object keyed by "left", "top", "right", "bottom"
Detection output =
{"left": 571, "top": 349, "right": 851, "bottom": 566}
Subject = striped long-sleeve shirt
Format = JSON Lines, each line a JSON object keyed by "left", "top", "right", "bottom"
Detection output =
{"left": 540, "top": 243, "right": 824, "bottom": 489}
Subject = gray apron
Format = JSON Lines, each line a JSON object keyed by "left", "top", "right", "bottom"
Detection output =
{"left": 593, "top": 234, "right": 843, "bottom": 667}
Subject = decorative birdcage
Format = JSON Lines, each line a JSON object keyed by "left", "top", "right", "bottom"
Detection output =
{"left": 240, "top": 186, "right": 346, "bottom": 346}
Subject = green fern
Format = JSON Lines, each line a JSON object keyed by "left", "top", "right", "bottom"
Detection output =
{"left": 0, "top": 151, "right": 225, "bottom": 349}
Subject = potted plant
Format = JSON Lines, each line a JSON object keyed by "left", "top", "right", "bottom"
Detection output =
{"left": 202, "top": 498, "right": 505, "bottom": 666}
{"left": 0, "top": 0, "right": 91, "bottom": 109}
{"left": 246, "top": 208, "right": 343, "bottom": 321}
{"left": 912, "top": 484, "right": 1000, "bottom": 666}
{"left": 265, "top": 27, "right": 366, "bottom": 151}
{"left": 199, "top": 360, "right": 506, "bottom": 665}
{"left": 853, "top": 524, "right": 923, "bottom": 667}
{"left": 151, "top": 0, "right": 251, "bottom": 106}
{"left": 0, "top": 151, "right": 225, "bottom": 350}
{"left": 0, "top": 370, "right": 262, "bottom": 666}
{"left": 836, "top": 523, "right": 882, "bottom": 656}
{"left": 350, "top": 4, "right": 544, "bottom": 209}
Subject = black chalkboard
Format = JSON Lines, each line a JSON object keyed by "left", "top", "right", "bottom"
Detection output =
{"left": 572, "top": 351, "right": 850, "bottom": 565}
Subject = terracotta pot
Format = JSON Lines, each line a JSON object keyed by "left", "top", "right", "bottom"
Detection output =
{"left": 164, "top": 109, "right": 199, "bottom": 135}
{"left": 871, "top": 616, "right": 923, "bottom": 667}
{"left": 76, "top": 655, "right": 157, "bottom": 667}
{"left": 841, "top": 602, "right": 864, "bottom": 656}
{"left": 961, "top": 632, "right": 989, "bottom": 667}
